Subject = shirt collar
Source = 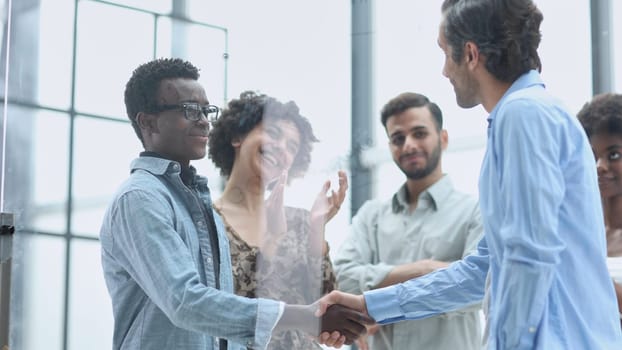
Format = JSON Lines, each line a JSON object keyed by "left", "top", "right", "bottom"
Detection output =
{"left": 391, "top": 175, "right": 454, "bottom": 213}
{"left": 487, "top": 70, "right": 545, "bottom": 127}
{"left": 132, "top": 152, "right": 202, "bottom": 187}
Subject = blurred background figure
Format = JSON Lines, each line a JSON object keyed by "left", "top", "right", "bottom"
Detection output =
{"left": 578, "top": 93, "right": 622, "bottom": 328}
{"left": 208, "top": 91, "right": 348, "bottom": 349}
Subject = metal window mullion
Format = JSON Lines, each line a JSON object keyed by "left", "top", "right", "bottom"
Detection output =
{"left": 590, "top": 0, "right": 613, "bottom": 94}
{"left": 61, "top": 0, "right": 81, "bottom": 348}
{"left": 350, "top": 0, "right": 375, "bottom": 218}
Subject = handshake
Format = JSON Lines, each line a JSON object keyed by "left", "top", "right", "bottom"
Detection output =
{"left": 277, "top": 291, "right": 373, "bottom": 348}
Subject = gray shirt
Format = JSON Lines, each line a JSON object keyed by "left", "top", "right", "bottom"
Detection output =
{"left": 334, "top": 175, "right": 483, "bottom": 350}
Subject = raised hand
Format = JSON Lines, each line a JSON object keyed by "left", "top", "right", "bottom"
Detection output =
{"left": 308, "top": 171, "right": 348, "bottom": 256}
{"left": 310, "top": 170, "right": 348, "bottom": 227}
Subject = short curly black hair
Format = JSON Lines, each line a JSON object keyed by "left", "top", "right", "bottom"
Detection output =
{"left": 208, "top": 91, "right": 318, "bottom": 179}
{"left": 124, "top": 57, "right": 200, "bottom": 144}
{"left": 577, "top": 93, "right": 622, "bottom": 139}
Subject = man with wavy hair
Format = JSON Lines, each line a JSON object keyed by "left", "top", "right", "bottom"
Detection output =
{"left": 320, "top": 1, "right": 622, "bottom": 348}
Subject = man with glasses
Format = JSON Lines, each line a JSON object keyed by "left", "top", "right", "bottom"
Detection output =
{"left": 151, "top": 102, "right": 220, "bottom": 124}
{"left": 100, "top": 57, "right": 372, "bottom": 350}
{"left": 334, "top": 92, "right": 483, "bottom": 350}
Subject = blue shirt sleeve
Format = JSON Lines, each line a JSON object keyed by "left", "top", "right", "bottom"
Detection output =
{"left": 364, "top": 237, "right": 489, "bottom": 323}
{"left": 489, "top": 99, "right": 566, "bottom": 348}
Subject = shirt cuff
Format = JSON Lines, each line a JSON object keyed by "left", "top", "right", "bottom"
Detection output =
{"left": 364, "top": 286, "right": 404, "bottom": 324}
{"left": 253, "top": 299, "right": 284, "bottom": 349}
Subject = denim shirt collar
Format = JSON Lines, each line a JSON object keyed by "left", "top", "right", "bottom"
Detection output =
{"left": 132, "top": 152, "right": 208, "bottom": 189}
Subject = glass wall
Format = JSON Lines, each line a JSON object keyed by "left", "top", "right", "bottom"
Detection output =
{"left": 3, "top": 0, "right": 227, "bottom": 349}
{"left": 1, "top": 0, "right": 619, "bottom": 349}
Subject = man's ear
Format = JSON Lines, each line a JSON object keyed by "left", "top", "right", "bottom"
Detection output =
{"left": 441, "top": 129, "right": 449, "bottom": 151}
{"left": 136, "top": 112, "right": 158, "bottom": 134}
{"left": 464, "top": 41, "right": 480, "bottom": 69}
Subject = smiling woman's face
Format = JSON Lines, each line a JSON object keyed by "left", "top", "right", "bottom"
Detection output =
{"left": 235, "top": 118, "right": 301, "bottom": 184}
{"left": 590, "top": 132, "right": 622, "bottom": 199}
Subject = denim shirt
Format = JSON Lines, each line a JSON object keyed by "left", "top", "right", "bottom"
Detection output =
{"left": 100, "top": 156, "right": 282, "bottom": 349}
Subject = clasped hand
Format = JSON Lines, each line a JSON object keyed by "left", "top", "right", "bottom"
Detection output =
{"left": 315, "top": 290, "right": 375, "bottom": 347}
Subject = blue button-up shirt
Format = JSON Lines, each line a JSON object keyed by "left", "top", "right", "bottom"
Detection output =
{"left": 365, "top": 71, "right": 622, "bottom": 349}
{"left": 100, "top": 156, "right": 282, "bottom": 349}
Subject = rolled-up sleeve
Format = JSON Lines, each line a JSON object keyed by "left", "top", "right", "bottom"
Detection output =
{"left": 254, "top": 299, "right": 284, "bottom": 349}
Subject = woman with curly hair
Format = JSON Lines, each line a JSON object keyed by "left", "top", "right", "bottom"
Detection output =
{"left": 578, "top": 92, "right": 622, "bottom": 329}
{"left": 208, "top": 91, "right": 347, "bottom": 349}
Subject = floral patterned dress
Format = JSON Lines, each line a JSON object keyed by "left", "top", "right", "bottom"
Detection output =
{"left": 214, "top": 205, "right": 337, "bottom": 350}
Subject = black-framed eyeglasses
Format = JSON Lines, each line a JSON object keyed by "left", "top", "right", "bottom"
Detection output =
{"left": 152, "top": 102, "right": 220, "bottom": 122}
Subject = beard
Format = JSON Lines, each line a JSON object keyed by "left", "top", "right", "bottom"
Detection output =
{"left": 398, "top": 140, "right": 442, "bottom": 180}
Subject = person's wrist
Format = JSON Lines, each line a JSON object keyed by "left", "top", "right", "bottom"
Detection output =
{"left": 277, "top": 304, "right": 318, "bottom": 335}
